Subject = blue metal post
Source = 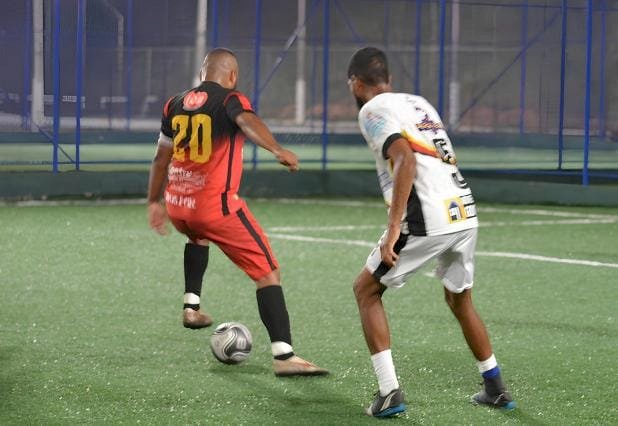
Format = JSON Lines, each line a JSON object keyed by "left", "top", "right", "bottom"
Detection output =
{"left": 211, "top": 0, "right": 219, "bottom": 48}
{"left": 519, "top": 0, "right": 528, "bottom": 135}
{"left": 125, "top": 0, "right": 133, "bottom": 131}
{"left": 414, "top": 0, "right": 422, "bottom": 94}
{"left": 252, "top": 0, "right": 262, "bottom": 170}
{"left": 22, "top": 0, "right": 33, "bottom": 129}
{"left": 310, "top": 42, "right": 317, "bottom": 126}
{"left": 599, "top": 0, "right": 607, "bottom": 138}
{"left": 52, "top": 0, "right": 61, "bottom": 173}
{"left": 75, "top": 0, "right": 85, "bottom": 170}
{"left": 383, "top": 0, "right": 389, "bottom": 48}
{"left": 222, "top": 0, "right": 230, "bottom": 44}
{"left": 557, "top": 0, "right": 567, "bottom": 170}
{"left": 321, "top": 0, "right": 330, "bottom": 170}
{"left": 437, "top": 0, "right": 446, "bottom": 116}
{"left": 582, "top": 0, "right": 593, "bottom": 186}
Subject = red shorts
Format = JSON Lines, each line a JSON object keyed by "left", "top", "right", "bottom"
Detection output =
{"left": 167, "top": 201, "right": 279, "bottom": 281}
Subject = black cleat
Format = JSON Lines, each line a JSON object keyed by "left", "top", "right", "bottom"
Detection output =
{"left": 365, "top": 388, "right": 406, "bottom": 417}
{"left": 472, "top": 389, "right": 516, "bottom": 410}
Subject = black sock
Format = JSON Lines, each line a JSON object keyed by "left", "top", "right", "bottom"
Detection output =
{"left": 184, "top": 303, "right": 200, "bottom": 311}
{"left": 256, "top": 285, "right": 293, "bottom": 358}
{"left": 183, "top": 243, "right": 209, "bottom": 310}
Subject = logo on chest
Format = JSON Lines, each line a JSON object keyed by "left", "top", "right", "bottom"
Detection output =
{"left": 416, "top": 114, "right": 443, "bottom": 135}
{"left": 183, "top": 91, "right": 208, "bottom": 111}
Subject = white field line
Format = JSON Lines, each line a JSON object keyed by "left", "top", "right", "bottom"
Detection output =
{"left": 268, "top": 233, "right": 618, "bottom": 269}
{"left": 485, "top": 218, "right": 617, "bottom": 226}
{"left": 479, "top": 207, "right": 618, "bottom": 220}
{"left": 264, "top": 198, "right": 385, "bottom": 208}
{"left": 268, "top": 218, "right": 616, "bottom": 232}
{"left": 1, "top": 198, "right": 148, "bottom": 207}
{"left": 475, "top": 251, "right": 618, "bottom": 269}
{"left": 267, "top": 199, "right": 618, "bottom": 220}
{"left": 269, "top": 224, "right": 384, "bottom": 232}
{"left": 6, "top": 197, "right": 618, "bottom": 222}
{"left": 268, "top": 233, "right": 374, "bottom": 248}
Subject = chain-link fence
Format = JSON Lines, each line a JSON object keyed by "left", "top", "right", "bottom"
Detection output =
{"left": 1, "top": 0, "right": 616, "bottom": 182}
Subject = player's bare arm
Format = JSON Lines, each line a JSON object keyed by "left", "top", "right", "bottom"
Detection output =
{"left": 147, "top": 143, "right": 173, "bottom": 235}
{"left": 381, "top": 138, "right": 416, "bottom": 267}
{"left": 235, "top": 111, "right": 299, "bottom": 172}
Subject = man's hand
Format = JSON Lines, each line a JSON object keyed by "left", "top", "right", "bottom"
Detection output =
{"left": 235, "top": 112, "right": 300, "bottom": 172}
{"left": 275, "top": 148, "right": 299, "bottom": 172}
{"left": 148, "top": 202, "right": 169, "bottom": 235}
{"left": 380, "top": 223, "right": 401, "bottom": 268}
{"left": 379, "top": 137, "right": 416, "bottom": 268}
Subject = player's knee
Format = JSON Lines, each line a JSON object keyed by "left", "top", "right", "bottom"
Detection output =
{"left": 255, "top": 270, "right": 280, "bottom": 288}
{"left": 445, "top": 288, "right": 470, "bottom": 316}
{"left": 353, "top": 273, "right": 385, "bottom": 305}
{"left": 352, "top": 277, "right": 364, "bottom": 301}
{"left": 192, "top": 238, "right": 210, "bottom": 246}
{"left": 353, "top": 276, "right": 375, "bottom": 304}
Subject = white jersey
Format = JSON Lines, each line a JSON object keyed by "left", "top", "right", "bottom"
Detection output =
{"left": 358, "top": 92, "right": 478, "bottom": 236}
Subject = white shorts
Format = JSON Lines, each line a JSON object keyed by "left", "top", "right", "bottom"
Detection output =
{"left": 366, "top": 227, "right": 478, "bottom": 293}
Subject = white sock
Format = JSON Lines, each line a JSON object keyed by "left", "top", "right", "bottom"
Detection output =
{"left": 183, "top": 292, "right": 200, "bottom": 305}
{"left": 371, "top": 349, "right": 399, "bottom": 396}
{"left": 271, "top": 341, "right": 293, "bottom": 357}
{"left": 476, "top": 354, "right": 497, "bottom": 374}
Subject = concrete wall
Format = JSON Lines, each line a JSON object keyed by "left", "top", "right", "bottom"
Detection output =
{"left": 1, "top": 170, "right": 617, "bottom": 207}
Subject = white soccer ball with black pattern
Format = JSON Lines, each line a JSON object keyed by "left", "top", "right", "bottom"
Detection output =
{"left": 210, "top": 322, "right": 252, "bottom": 364}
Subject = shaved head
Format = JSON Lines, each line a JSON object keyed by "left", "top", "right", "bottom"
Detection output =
{"left": 199, "top": 48, "right": 239, "bottom": 89}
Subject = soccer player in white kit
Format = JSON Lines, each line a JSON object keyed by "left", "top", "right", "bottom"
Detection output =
{"left": 347, "top": 47, "right": 515, "bottom": 417}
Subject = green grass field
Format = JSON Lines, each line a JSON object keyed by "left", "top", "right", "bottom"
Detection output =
{"left": 1, "top": 199, "right": 617, "bottom": 424}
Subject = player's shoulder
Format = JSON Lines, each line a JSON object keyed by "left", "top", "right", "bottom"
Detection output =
{"left": 361, "top": 92, "right": 421, "bottom": 115}
{"left": 223, "top": 87, "right": 251, "bottom": 103}
{"left": 162, "top": 89, "right": 193, "bottom": 116}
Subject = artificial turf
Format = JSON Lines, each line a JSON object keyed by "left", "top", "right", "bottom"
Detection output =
{"left": 1, "top": 199, "right": 616, "bottom": 424}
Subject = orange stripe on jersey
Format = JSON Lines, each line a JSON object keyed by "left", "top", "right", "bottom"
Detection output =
{"left": 401, "top": 130, "right": 439, "bottom": 158}
{"left": 225, "top": 92, "right": 254, "bottom": 112}
{"left": 238, "top": 94, "right": 253, "bottom": 111}
{"left": 163, "top": 96, "right": 173, "bottom": 117}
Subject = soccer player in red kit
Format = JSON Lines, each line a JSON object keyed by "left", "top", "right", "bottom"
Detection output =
{"left": 147, "top": 48, "right": 328, "bottom": 377}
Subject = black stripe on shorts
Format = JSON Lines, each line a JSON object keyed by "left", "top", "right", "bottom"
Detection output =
{"left": 236, "top": 209, "right": 277, "bottom": 271}
{"left": 221, "top": 132, "right": 237, "bottom": 216}
{"left": 372, "top": 232, "right": 409, "bottom": 282}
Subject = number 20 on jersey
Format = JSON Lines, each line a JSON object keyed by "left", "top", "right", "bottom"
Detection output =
{"left": 171, "top": 114, "right": 212, "bottom": 163}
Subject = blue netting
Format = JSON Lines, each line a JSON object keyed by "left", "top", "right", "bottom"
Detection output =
{"left": 0, "top": 0, "right": 616, "bottom": 181}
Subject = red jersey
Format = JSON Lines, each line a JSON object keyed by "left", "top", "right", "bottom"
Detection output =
{"left": 160, "top": 81, "right": 254, "bottom": 220}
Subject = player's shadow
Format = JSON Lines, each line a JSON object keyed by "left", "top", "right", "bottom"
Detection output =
{"left": 489, "top": 406, "right": 546, "bottom": 425}
{"left": 207, "top": 363, "right": 362, "bottom": 422}
{"left": 0, "top": 345, "right": 23, "bottom": 404}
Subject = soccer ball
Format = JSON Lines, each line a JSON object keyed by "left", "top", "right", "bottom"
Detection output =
{"left": 210, "top": 322, "right": 252, "bottom": 364}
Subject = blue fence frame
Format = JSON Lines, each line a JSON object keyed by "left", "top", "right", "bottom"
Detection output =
{"left": 2, "top": 0, "right": 616, "bottom": 185}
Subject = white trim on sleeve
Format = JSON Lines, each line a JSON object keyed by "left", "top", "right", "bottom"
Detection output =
{"left": 157, "top": 131, "right": 173, "bottom": 147}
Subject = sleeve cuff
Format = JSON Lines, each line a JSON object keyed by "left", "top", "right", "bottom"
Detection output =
{"left": 157, "top": 131, "right": 173, "bottom": 147}
{"left": 382, "top": 133, "right": 404, "bottom": 159}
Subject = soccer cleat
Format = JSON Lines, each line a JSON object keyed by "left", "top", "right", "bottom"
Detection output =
{"left": 365, "top": 388, "right": 406, "bottom": 417}
{"left": 472, "top": 389, "right": 516, "bottom": 410}
{"left": 273, "top": 355, "right": 329, "bottom": 377}
{"left": 182, "top": 308, "right": 213, "bottom": 329}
